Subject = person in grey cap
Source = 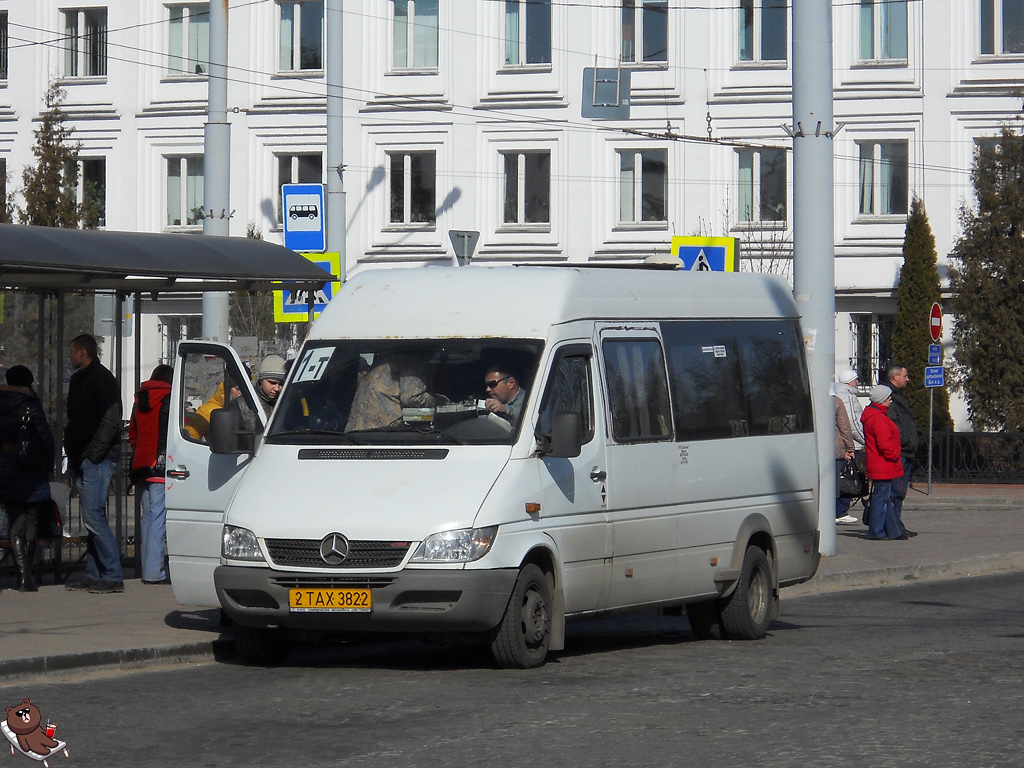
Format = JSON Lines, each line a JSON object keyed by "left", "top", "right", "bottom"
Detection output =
{"left": 860, "top": 385, "right": 906, "bottom": 540}
{"left": 834, "top": 369, "right": 865, "bottom": 523}
{"left": 254, "top": 355, "right": 287, "bottom": 418}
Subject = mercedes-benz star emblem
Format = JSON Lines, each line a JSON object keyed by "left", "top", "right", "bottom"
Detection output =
{"left": 319, "top": 533, "right": 350, "bottom": 566}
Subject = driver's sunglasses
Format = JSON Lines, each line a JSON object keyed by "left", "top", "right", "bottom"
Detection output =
{"left": 485, "top": 376, "right": 509, "bottom": 389}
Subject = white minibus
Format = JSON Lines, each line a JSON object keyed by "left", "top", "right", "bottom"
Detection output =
{"left": 166, "top": 265, "right": 820, "bottom": 668}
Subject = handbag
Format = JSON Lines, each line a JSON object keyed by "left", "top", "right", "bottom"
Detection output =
{"left": 839, "top": 456, "right": 868, "bottom": 498}
{"left": 17, "top": 404, "right": 52, "bottom": 472}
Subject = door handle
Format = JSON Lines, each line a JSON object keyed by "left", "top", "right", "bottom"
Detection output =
{"left": 590, "top": 468, "right": 607, "bottom": 482}
{"left": 167, "top": 468, "right": 190, "bottom": 480}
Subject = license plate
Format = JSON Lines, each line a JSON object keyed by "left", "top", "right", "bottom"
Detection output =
{"left": 289, "top": 588, "right": 372, "bottom": 612}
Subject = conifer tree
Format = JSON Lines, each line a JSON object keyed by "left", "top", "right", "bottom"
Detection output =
{"left": 949, "top": 128, "right": 1024, "bottom": 431}
{"left": 891, "top": 196, "right": 952, "bottom": 432}
{"left": 19, "top": 81, "right": 81, "bottom": 227}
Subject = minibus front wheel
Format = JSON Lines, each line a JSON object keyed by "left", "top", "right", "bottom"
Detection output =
{"left": 490, "top": 564, "right": 554, "bottom": 669}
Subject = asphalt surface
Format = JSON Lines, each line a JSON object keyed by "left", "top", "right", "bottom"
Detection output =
{"left": 1, "top": 483, "right": 1021, "bottom": 682}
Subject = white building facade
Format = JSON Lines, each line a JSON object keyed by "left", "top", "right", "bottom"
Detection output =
{"left": 2, "top": 1, "right": 1021, "bottom": 428}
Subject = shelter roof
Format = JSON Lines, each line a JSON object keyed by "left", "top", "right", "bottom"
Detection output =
{"left": 0, "top": 224, "right": 333, "bottom": 293}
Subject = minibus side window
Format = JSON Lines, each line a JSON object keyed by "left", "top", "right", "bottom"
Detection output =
{"left": 662, "top": 321, "right": 746, "bottom": 440}
{"left": 737, "top": 319, "right": 813, "bottom": 435}
{"left": 536, "top": 350, "right": 595, "bottom": 445}
{"left": 178, "top": 351, "right": 259, "bottom": 444}
{"left": 602, "top": 339, "right": 672, "bottom": 443}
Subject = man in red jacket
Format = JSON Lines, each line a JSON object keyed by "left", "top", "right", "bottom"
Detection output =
{"left": 861, "top": 385, "right": 907, "bottom": 541}
{"left": 129, "top": 364, "right": 174, "bottom": 583}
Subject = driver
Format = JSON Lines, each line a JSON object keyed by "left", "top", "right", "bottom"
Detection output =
{"left": 483, "top": 365, "right": 527, "bottom": 424}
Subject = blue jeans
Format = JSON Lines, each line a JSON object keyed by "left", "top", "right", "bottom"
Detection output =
{"left": 77, "top": 458, "right": 123, "bottom": 582}
{"left": 891, "top": 457, "right": 911, "bottom": 530}
{"left": 139, "top": 481, "right": 167, "bottom": 582}
{"left": 868, "top": 479, "right": 903, "bottom": 540}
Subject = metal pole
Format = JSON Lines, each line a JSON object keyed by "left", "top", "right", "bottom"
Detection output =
{"left": 326, "top": 0, "right": 346, "bottom": 283}
{"left": 792, "top": 0, "right": 837, "bottom": 555}
{"left": 202, "top": 0, "right": 231, "bottom": 342}
{"left": 134, "top": 292, "right": 143, "bottom": 577}
{"left": 928, "top": 387, "right": 934, "bottom": 495}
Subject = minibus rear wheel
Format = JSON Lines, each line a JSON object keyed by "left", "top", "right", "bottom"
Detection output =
{"left": 234, "top": 624, "right": 293, "bottom": 666}
{"left": 490, "top": 564, "right": 553, "bottom": 669}
{"left": 720, "top": 546, "right": 772, "bottom": 640}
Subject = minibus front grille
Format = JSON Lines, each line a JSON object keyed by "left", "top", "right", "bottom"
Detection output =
{"left": 265, "top": 538, "right": 410, "bottom": 569}
{"left": 271, "top": 575, "right": 397, "bottom": 590}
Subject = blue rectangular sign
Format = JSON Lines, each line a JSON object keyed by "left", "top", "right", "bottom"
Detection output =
{"left": 924, "top": 366, "right": 945, "bottom": 388}
{"left": 928, "top": 344, "right": 942, "bottom": 366}
{"left": 282, "top": 183, "right": 326, "bottom": 252}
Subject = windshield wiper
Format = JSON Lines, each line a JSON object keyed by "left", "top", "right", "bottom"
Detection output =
{"left": 268, "top": 428, "right": 362, "bottom": 444}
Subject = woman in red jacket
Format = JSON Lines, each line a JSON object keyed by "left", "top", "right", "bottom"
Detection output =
{"left": 129, "top": 364, "right": 173, "bottom": 582}
{"left": 860, "top": 385, "right": 907, "bottom": 540}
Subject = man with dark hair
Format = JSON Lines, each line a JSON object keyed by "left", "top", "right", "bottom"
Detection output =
{"left": 129, "top": 364, "right": 174, "bottom": 584}
{"left": 64, "top": 333, "right": 124, "bottom": 593}
{"left": 483, "top": 364, "right": 527, "bottom": 425}
{"left": 884, "top": 362, "right": 918, "bottom": 538}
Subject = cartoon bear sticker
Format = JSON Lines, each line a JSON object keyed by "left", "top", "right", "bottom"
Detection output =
{"left": 5, "top": 699, "right": 58, "bottom": 757}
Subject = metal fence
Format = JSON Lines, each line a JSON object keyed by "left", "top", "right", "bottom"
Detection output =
{"left": 914, "top": 431, "right": 1024, "bottom": 484}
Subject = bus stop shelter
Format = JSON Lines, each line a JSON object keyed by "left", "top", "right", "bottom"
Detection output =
{"left": 0, "top": 223, "right": 334, "bottom": 581}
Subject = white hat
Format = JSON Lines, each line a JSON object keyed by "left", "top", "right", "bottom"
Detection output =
{"left": 257, "top": 355, "right": 287, "bottom": 382}
{"left": 838, "top": 368, "right": 858, "bottom": 384}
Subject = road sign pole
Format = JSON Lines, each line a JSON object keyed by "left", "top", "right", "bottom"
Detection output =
{"left": 928, "top": 387, "right": 934, "bottom": 496}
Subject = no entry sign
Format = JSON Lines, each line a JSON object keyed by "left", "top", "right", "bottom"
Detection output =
{"left": 929, "top": 302, "right": 942, "bottom": 342}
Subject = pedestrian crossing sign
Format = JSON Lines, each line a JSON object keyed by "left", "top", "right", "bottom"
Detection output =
{"left": 274, "top": 252, "right": 341, "bottom": 323}
{"left": 670, "top": 236, "right": 738, "bottom": 272}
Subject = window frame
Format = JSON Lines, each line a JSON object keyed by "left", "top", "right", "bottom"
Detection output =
{"left": 387, "top": 150, "right": 437, "bottom": 227}
{"left": 858, "top": 0, "right": 908, "bottom": 62}
{"left": 278, "top": 0, "right": 324, "bottom": 73}
{"left": 1, "top": 11, "right": 8, "bottom": 81}
{"left": 504, "top": 0, "right": 552, "bottom": 67}
{"left": 736, "top": 147, "right": 787, "bottom": 225}
{"left": 981, "top": 0, "right": 1024, "bottom": 56}
{"left": 167, "top": 3, "right": 210, "bottom": 76}
{"left": 392, "top": 0, "right": 439, "bottom": 71}
{"left": 738, "top": 0, "right": 788, "bottom": 64}
{"left": 857, "top": 140, "right": 909, "bottom": 217}
{"left": 166, "top": 155, "right": 205, "bottom": 228}
{"left": 63, "top": 7, "right": 108, "bottom": 79}
{"left": 617, "top": 148, "right": 668, "bottom": 225}
{"left": 620, "top": 0, "right": 668, "bottom": 65}
{"left": 501, "top": 150, "right": 551, "bottom": 227}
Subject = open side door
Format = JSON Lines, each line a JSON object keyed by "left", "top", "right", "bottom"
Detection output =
{"left": 165, "top": 341, "right": 265, "bottom": 607}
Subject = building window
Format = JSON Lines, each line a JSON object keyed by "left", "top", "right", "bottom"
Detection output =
{"left": 851, "top": 314, "right": 894, "bottom": 386}
{"left": 393, "top": 0, "right": 438, "bottom": 69}
{"left": 277, "top": 153, "right": 323, "bottom": 224}
{"left": 0, "top": 158, "right": 7, "bottom": 216}
{"left": 739, "top": 0, "right": 787, "bottom": 62}
{"left": 167, "top": 156, "right": 204, "bottom": 227}
{"left": 618, "top": 149, "right": 667, "bottom": 223}
{"left": 65, "top": 157, "right": 106, "bottom": 227}
{"left": 859, "top": 0, "right": 907, "bottom": 61}
{"left": 504, "top": 0, "right": 551, "bottom": 66}
{"left": 1, "top": 12, "right": 8, "bottom": 80}
{"left": 981, "top": 0, "right": 1024, "bottom": 55}
{"left": 168, "top": 4, "right": 209, "bottom": 75}
{"left": 388, "top": 151, "right": 436, "bottom": 225}
{"left": 621, "top": 0, "right": 667, "bottom": 64}
{"left": 858, "top": 141, "right": 908, "bottom": 216}
{"left": 737, "top": 148, "right": 786, "bottom": 223}
{"left": 502, "top": 151, "right": 550, "bottom": 225}
{"left": 63, "top": 8, "right": 108, "bottom": 78}
{"left": 280, "top": 1, "right": 323, "bottom": 71}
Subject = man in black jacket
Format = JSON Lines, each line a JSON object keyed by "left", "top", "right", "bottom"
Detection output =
{"left": 64, "top": 334, "right": 124, "bottom": 593}
{"left": 884, "top": 363, "right": 919, "bottom": 538}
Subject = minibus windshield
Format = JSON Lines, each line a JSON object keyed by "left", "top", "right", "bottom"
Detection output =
{"left": 267, "top": 339, "right": 543, "bottom": 445}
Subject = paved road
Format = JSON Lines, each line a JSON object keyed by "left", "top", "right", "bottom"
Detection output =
{"left": 3, "top": 573, "right": 1020, "bottom": 768}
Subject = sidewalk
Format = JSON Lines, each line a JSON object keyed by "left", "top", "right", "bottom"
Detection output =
{"left": 1, "top": 484, "right": 1021, "bottom": 682}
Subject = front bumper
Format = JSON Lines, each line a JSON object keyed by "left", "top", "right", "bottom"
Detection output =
{"left": 215, "top": 565, "right": 518, "bottom": 633}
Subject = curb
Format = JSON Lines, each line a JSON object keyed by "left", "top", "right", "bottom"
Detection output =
{"left": 783, "top": 551, "right": 1024, "bottom": 597}
{"left": 0, "top": 639, "right": 233, "bottom": 684}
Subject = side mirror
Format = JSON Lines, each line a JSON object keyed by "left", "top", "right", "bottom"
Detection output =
{"left": 209, "top": 406, "right": 254, "bottom": 455}
{"left": 547, "top": 412, "right": 582, "bottom": 459}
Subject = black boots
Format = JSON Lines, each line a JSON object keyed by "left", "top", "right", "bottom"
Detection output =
{"left": 10, "top": 536, "right": 38, "bottom": 592}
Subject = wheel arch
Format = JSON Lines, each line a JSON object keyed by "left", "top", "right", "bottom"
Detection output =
{"left": 718, "top": 513, "right": 779, "bottom": 603}
{"left": 518, "top": 541, "right": 565, "bottom": 652}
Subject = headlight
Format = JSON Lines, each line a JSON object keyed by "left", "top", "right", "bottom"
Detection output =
{"left": 222, "top": 525, "right": 265, "bottom": 562}
{"left": 410, "top": 526, "right": 498, "bottom": 563}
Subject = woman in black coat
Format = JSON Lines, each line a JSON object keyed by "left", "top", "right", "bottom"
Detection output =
{"left": 0, "top": 366, "right": 54, "bottom": 592}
